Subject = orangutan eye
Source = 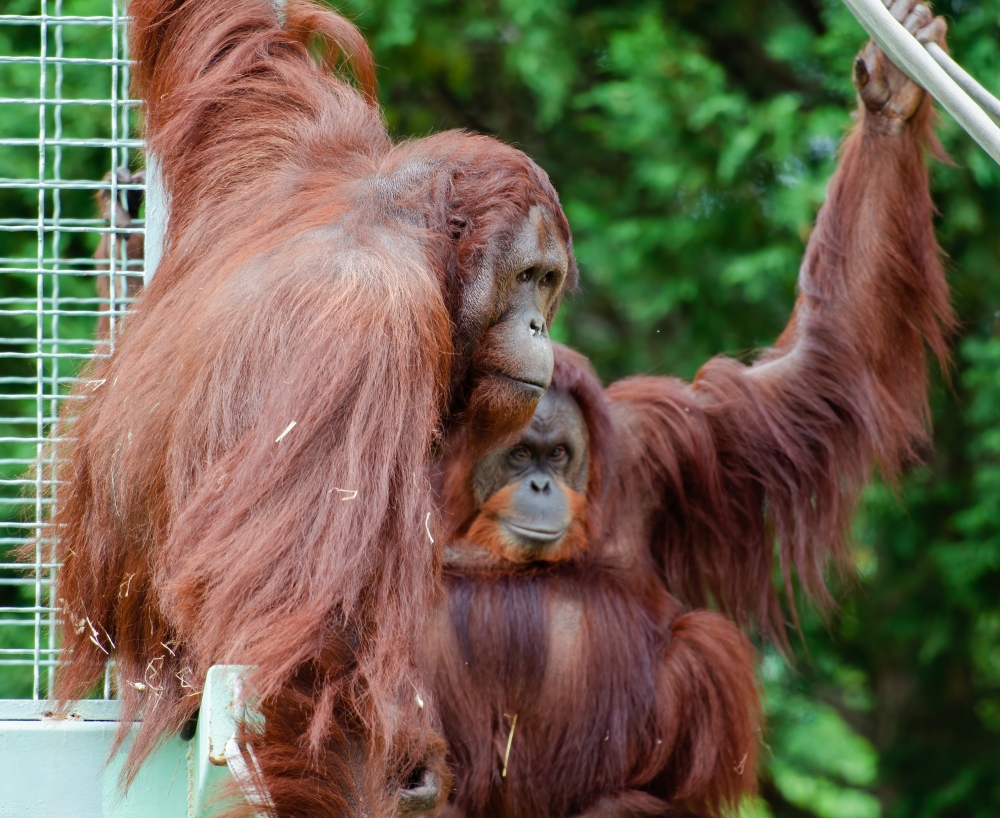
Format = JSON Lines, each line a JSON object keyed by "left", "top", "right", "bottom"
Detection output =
{"left": 549, "top": 445, "right": 567, "bottom": 462}
{"left": 516, "top": 268, "right": 534, "bottom": 284}
{"left": 510, "top": 445, "right": 531, "bottom": 462}
{"left": 539, "top": 271, "right": 555, "bottom": 287}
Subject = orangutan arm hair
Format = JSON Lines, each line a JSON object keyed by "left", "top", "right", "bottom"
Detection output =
{"left": 606, "top": 97, "right": 954, "bottom": 640}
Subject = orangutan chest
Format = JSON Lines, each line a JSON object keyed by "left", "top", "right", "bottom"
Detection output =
{"left": 427, "top": 578, "right": 667, "bottom": 816}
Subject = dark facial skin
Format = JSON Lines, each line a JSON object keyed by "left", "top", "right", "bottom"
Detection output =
{"left": 472, "top": 389, "right": 588, "bottom": 554}
{"left": 498, "top": 263, "right": 561, "bottom": 393}
{"left": 462, "top": 206, "right": 570, "bottom": 397}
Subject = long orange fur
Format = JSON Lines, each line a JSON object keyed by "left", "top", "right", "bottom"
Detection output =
{"left": 46, "top": 1, "right": 576, "bottom": 815}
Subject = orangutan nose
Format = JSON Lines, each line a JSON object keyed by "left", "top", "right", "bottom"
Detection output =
{"left": 529, "top": 476, "right": 551, "bottom": 494}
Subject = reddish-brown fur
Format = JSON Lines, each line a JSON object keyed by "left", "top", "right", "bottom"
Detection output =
{"left": 430, "top": 49, "right": 953, "bottom": 817}
{"left": 432, "top": 348, "right": 760, "bottom": 817}
{"left": 621, "top": 89, "right": 951, "bottom": 640}
{"left": 428, "top": 572, "right": 759, "bottom": 818}
{"left": 46, "top": 1, "right": 575, "bottom": 815}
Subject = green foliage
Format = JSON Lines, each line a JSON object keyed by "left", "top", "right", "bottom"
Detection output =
{"left": 762, "top": 651, "right": 881, "bottom": 818}
{"left": 4, "top": 0, "right": 1000, "bottom": 814}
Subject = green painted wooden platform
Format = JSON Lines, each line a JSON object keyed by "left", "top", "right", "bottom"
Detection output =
{"left": 0, "top": 666, "right": 260, "bottom": 817}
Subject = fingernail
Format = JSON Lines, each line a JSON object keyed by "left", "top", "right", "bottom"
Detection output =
{"left": 854, "top": 56, "right": 869, "bottom": 86}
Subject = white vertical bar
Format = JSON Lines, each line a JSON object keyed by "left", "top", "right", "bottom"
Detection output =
{"left": 121, "top": 0, "right": 137, "bottom": 305}
{"left": 46, "top": 0, "right": 65, "bottom": 698}
{"left": 102, "top": 0, "right": 123, "bottom": 698}
{"left": 32, "top": 0, "right": 49, "bottom": 702}
{"left": 143, "top": 156, "right": 165, "bottom": 285}
{"left": 141, "top": 0, "right": 165, "bottom": 283}
{"left": 108, "top": 0, "right": 120, "bottom": 348}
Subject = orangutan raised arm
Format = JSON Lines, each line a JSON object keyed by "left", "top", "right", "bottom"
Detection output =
{"left": 605, "top": 0, "right": 954, "bottom": 641}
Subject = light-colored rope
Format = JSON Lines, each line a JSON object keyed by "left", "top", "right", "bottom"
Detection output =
{"left": 925, "top": 42, "right": 1000, "bottom": 125}
{"left": 842, "top": 0, "right": 1000, "bottom": 164}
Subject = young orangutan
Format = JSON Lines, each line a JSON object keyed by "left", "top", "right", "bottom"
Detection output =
{"left": 428, "top": 4, "right": 953, "bottom": 815}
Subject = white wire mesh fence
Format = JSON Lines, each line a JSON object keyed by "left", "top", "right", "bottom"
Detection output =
{"left": 0, "top": 0, "right": 143, "bottom": 700}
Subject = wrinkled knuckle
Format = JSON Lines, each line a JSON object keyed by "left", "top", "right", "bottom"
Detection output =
{"left": 889, "top": 0, "right": 912, "bottom": 22}
{"left": 861, "top": 83, "right": 892, "bottom": 113}
{"left": 916, "top": 17, "right": 947, "bottom": 44}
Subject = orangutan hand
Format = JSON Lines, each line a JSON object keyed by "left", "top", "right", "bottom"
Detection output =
{"left": 853, "top": 0, "right": 947, "bottom": 122}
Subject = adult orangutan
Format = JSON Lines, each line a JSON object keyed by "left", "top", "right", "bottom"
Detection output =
{"left": 48, "top": 0, "right": 573, "bottom": 815}
{"left": 429, "top": 347, "right": 758, "bottom": 817}
{"left": 429, "top": 4, "right": 953, "bottom": 815}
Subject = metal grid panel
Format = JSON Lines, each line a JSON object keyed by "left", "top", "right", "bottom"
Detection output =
{"left": 0, "top": 0, "right": 143, "bottom": 700}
